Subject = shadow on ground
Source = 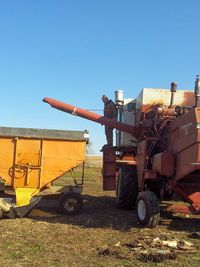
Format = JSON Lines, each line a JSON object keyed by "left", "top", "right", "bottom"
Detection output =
{"left": 29, "top": 194, "right": 200, "bottom": 233}
{"left": 31, "top": 194, "right": 138, "bottom": 230}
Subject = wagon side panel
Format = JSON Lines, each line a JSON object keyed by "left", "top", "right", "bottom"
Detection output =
{"left": 0, "top": 138, "right": 15, "bottom": 186}
{"left": 40, "top": 140, "right": 86, "bottom": 188}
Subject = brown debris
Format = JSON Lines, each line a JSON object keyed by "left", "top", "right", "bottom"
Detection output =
{"left": 140, "top": 248, "right": 177, "bottom": 262}
{"left": 97, "top": 246, "right": 128, "bottom": 259}
{"left": 123, "top": 236, "right": 196, "bottom": 263}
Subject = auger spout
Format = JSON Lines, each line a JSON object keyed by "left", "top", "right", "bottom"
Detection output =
{"left": 43, "top": 97, "right": 136, "bottom": 135}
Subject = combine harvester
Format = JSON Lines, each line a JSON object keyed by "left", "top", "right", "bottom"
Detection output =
{"left": 0, "top": 127, "right": 88, "bottom": 218}
{"left": 44, "top": 76, "right": 200, "bottom": 227}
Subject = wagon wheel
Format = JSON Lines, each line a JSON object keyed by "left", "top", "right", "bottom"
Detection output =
{"left": 136, "top": 190, "right": 160, "bottom": 228}
{"left": 59, "top": 192, "right": 83, "bottom": 215}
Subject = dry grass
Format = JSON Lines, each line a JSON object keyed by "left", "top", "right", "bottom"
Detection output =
{"left": 0, "top": 161, "right": 200, "bottom": 267}
{"left": 86, "top": 155, "right": 102, "bottom": 168}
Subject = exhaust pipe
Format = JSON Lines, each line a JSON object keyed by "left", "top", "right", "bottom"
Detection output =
{"left": 169, "top": 82, "right": 177, "bottom": 107}
{"left": 194, "top": 75, "right": 200, "bottom": 107}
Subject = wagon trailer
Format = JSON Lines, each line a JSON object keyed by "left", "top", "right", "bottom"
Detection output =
{"left": 0, "top": 127, "right": 88, "bottom": 218}
{"left": 43, "top": 76, "right": 200, "bottom": 227}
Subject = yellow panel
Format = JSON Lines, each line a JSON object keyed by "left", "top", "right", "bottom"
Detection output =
{"left": 13, "top": 139, "right": 41, "bottom": 189}
{"left": 15, "top": 187, "right": 39, "bottom": 206}
{"left": 16, "top": 139, "right": 41, "bottom": 166}
{"left": 0, "top": 138, "right": 14, "bottom": 186}
{"left": 40, "top": 140, "right": 86, "bottom": 187}
{"left": 13, "top": 168, "right": 40, "bottom": 189}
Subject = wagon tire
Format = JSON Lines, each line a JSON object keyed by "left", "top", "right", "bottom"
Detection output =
{"left": 59, "top": 192, "right": 83, "bottom": 215}
{"left": 136, "top": 190, "right": 160, "bottom": 228}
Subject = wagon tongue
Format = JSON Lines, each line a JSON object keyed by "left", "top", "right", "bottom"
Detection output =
{"left": 5, "top": 197, "right": 41, "bottom": 219}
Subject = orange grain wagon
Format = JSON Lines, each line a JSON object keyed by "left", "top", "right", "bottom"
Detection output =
{"left": 0, "top": 126, "right": 89, "bottom": 218}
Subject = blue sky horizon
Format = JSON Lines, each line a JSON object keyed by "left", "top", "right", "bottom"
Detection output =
{"left": 0, "top": 0, "right": 199, "bottom": 154}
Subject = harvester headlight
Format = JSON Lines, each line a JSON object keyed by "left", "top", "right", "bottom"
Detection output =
{"left": 197, "top": 123, "right": 200, "bottom": 129}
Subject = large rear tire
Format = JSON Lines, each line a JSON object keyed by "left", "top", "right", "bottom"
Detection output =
{"left": 116, "top": 165, "right": 138, "bottom": 209}
{"left": 136, "top": 190, "right": 160, "bottom": 228}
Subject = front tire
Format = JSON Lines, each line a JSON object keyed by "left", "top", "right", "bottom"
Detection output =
{"left": 136, "top": 190, "right": 160, "bottom": 228}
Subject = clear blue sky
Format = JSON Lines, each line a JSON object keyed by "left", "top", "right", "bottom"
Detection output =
{"left": 0, "top": 0, "right": 199, "bottom": 154}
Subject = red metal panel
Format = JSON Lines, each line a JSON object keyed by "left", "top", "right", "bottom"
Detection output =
{"left": 168, "top": 109, "right": 198, "bottom": 154}
{"left": 175, "top": 143, "right": 199, "bottom": 181}
{"left": 102, "top": 146, "right": 116, "bottom": 191}
{"left": 173, "top": 183, "right": 200, "bottom": 212}
{"left": 143, "top": 170, "right": 157, "bottom": 179}
{"left": 152, "top": 152, "right": 174, "bottom": 177}
{"left": 136, "top": 140, "right": 147, "bottom": 189}
{"left": 167, "top": 108, "right": 200, "bottom": 181}
{"left": 167, "top": 204, "right": 196, "bottom": 214}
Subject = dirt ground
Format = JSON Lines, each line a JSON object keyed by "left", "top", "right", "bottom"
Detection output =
{"left": 0, "top": 159, "right": 200, "bottom": 267}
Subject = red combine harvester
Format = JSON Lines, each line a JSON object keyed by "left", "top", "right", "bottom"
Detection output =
{"left": 43, "top": 76, "right": 200, "bottom": 227}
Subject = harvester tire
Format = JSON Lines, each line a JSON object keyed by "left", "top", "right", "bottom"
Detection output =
{"left": 59, "top": 192, "right": 83, "bottom": 215}
{"left": 136, "top": 190, "right": 160, "bottom": 228}
{"left": 116, "top": 165, "right": 138, "bottom": 210}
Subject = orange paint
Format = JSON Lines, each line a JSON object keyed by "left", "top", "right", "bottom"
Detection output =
{"left": 0, "top": 135, "right": 86, "bottom": 206}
